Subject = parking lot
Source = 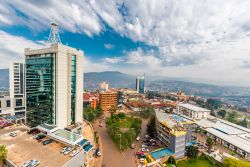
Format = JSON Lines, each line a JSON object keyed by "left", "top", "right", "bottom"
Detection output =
{"left": 0, "top": 126, "right": 71, "bottom": 167}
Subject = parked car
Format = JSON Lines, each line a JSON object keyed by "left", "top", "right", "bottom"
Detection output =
{"left": 22, "top": 159, "right": 40, "bottom": 167}
{"left": 70, "top": 149, "right": 80, "bottom": 157}
{"left": 141, "top": 148, "right": 149, "bottom": 152}
{"left": 145, "top": 134, "right": 149, "bottom": 138}
{"left": 131, "top": 143, "right": 135, "bottom": 149}
{"left": 63, "top": 146, "right": 73, "bottom": 155}
{"left": 9, "top": 132, "right": 17, "bottom": 137}
{"left": 99, "top": 123, "right": 103, "bottom": 127}
{"left": 43, "top": 139, "right": 53, "bottom": 145}
{"left": 136, "top": 136, "right": 140, "bottom": 141}
{"left": 135, "top": 151, "right": 145, "bottom": 156}
{"left": 61, "top": 146, "right": 68, "bottom": 153}
{"left": 139, "top": 158, "right": 145, "bottom": 163}
{"left": 0, "top": 122, "right": 12, "bottom": 128}
{"left": 141, "top": 144, "right": 148, "bottom": 148}
{"left": 138, "top": 154, "right": 146, "bottom": 159}
{"left": 27, "top": 128, "right": 38, "bottom": 134}
{"left": 35, "top": 134, "right": 46, "bottom": 140}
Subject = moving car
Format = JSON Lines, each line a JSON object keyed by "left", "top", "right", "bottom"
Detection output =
{"left": 43, "top": 139, "right": 53, "bottom": 145}
{"left": 9, "top": 132, "right": 17, "bottom": 137}
{"left": 136, "top": 136, "right": 140, "bottom": 141}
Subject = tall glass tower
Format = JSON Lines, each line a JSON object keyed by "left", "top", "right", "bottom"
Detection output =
{"left": 25, "top": 44, "right": 83, "bottom": 128}
{"left": 136, "top": 75, "right": 145, "bottom": 94}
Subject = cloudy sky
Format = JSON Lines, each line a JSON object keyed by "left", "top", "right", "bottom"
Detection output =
{"left": 1, "top": 0, "right": 250, "bottom": 86}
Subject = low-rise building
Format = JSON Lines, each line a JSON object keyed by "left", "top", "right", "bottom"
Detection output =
{"left": 83, "top": 92, "right": 99, "bottom": 110}
{"left": 155, "top": 109, "right": 195, "bottom": 159}
{"left": 177, "top": 103, "right": 210, "bottom": 119}
{"left": 195, "top": 118, "right": 250, "bottom": 158}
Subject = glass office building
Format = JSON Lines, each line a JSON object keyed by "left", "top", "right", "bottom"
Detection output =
{"left": 26, "top": 54, "right": 55, "bottom": 127}
{"left": 136, "top": 76, "right": 145, "bottom": 94}
{"left": 25, "top": 44, "right": 83, "bottom": 128}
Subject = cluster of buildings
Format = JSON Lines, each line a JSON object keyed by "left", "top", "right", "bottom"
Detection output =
{"left": 0, "top": 23, "right": 95, "bottom": 167}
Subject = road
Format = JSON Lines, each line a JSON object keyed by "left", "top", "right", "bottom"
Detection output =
{"left": 94, "top": 118, "right": 148, "bottom": 167}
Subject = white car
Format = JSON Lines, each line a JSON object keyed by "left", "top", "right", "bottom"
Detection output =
{"left": 64, "top": 146, "right": 73, "bottom": 155}
{"left": 136, "top": 136, "right": 140, "bottom": 141}
{"left": 70, "top": 149, "right": 80, "bottom": 157}
{"left": 22, "top": 160, "right": 40, "bottom": 167}
{"left": 9, "top": 132, "right": 17, "bottom": 137}
{"left": 141, "top": 148, "right": 149, "bottom": 152}
{"left": 139, "top": 158, "right": 145, "bottom": 163}
{"left": 141, "top": 144, "right": 148, "bottom": 148}
{"left": 61, "top": 146, "right": 68, "bottom": 153}
{"left": 97, "top": 150, "right": 102, "bottom": 156}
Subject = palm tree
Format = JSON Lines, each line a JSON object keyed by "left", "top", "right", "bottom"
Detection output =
{"left": 206, "top": 137, "right": 214, "bottom": 153}
{"left": 0, "top": 145, "right": 8, "bottom": 166}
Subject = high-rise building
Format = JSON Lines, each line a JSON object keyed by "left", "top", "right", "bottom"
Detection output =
{"left": 136, "top": 75, "right": 145, "bottom": 93}
{"left": 99, "top": 82, "right": 109, "bottom": 91}
{"left": 99, "top": 91, "right": 118, "bottom": 114}
{"left": 25, "top": 43, "right": 83, "bottom": 128}
{"left": 9, "top": 62, "right": 26, "bottom": 116}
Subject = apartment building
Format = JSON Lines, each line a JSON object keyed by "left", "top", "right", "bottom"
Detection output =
{"left": 177, "top": 103, "right": 210, "bottom": 120}
{"left": 155, "top": 109, "right": 194, "bottom": 159}
{"left": 99, "top": 91, "right": 118, "bottom": 114}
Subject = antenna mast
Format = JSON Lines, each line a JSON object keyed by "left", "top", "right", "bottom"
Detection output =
{"left": 48, "top": 22, "right": 61, "bottom": 44}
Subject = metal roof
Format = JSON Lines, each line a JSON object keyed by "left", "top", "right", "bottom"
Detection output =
{"left": 178, "top": 103, "right": 210, "bottom": 112}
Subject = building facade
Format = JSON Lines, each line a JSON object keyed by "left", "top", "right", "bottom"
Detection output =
{"left": 155, "top": 110, "right": 194, "bottom": 159}
{"left": 9, "top": 62, "right": 26, "bottom": 116}
{"left": 99, "top": 82, "right": 109, "bottom": 91}
{"left": 25, "top": 43, "right": 83, "bottom": 128}
{"left": 0, "top": 96, "right": 11, "bottom": 116}
{"left": 177, "top": 103, "right": 210, "bottom": 120}
{"left": 99, "top": 91, "right": 118, "bottom": 113}
{"left": 136, "top": 75, "right": 145, "bottom": 94}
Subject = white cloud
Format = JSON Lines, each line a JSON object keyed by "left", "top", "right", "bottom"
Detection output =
{"left": 0, "top": 30, "right": 42, "bottom": 68}
{"left": 104, "top": 44, "right": 114, "bottom": 49}
{"left": 1, "top": 0, "right": 250, "bottom": 86}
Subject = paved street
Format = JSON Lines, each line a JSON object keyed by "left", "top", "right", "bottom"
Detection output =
{"left": 94, "top": 118, "right": 148, "bottom": 167}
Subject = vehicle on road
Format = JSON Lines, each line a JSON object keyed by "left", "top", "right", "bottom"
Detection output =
{"left": 141, "top": 148, "right": 149, "bottom": 152}
{"left": 34, "top": 133, "right": 46, "bottom": 140}
{"left": 141, "top": 144, "right": 148, "bottom": 148}
{"left": 99, "top": 123, "right": 103, "bottom": 127}
{"left": 63, "top": 146, "right": 73, "bottom": 155}
{"left": 135, "top": 151, "right": 145, "bottom": 156}
{"left": 136, "top": 136, "right": 140, "bottom": 141}
{"left": 131, "top": 143, "right": 135, "bottom": 149}
{"left": 43, "top": 139, "right": 53, "bottom": 145}
{"left": 70, "top": 149, "right": 80, "bottom": 157}
{"left": 139, "top": 158, "right": 145, "bottom": 163}
{"left": 9, "top": 132, "right": 17, "bottom": 137}
{"left": 95, "top": 148, "right": 102, "bottom": 156}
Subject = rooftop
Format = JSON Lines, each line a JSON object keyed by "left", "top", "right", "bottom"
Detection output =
{"left": 178, "top": 103, "right": 210, "bottom": 112}
{"left": 155, "top": 110, "right": 194, "bottom": 129}
{"left": 0, "top": 126, "right": 71, "bottom": 167}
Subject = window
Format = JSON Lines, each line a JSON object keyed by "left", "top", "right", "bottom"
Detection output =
{"left": 16, "top": 99, "right": 22, "bottom": 107}
{"left": 0, "top": 101, "right": 1, "bottom": 108}
{"left": 6, "top": 100, "right": 10, "bottom": 107}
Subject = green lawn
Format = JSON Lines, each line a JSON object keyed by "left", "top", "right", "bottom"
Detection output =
{"left": 176, "top": 158, "right": 218, "bottom": 167}
{"left": 119, "top": 118, "right": 132, "bottom": 128}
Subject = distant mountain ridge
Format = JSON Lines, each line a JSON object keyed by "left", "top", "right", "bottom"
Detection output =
{"left": 1, "top": 69, "right": 250, "bottom": 97}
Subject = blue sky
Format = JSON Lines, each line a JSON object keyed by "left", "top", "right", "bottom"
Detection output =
{"left": 1, "top": 0, "right": 250, "bottom": 86}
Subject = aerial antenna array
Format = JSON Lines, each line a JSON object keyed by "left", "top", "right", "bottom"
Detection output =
{"left": 47, "top": 22, "right": 61, "bottom": 44}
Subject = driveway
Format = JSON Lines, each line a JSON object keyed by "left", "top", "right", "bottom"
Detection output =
{"left": 94, "top": 118, "right": 148, "bottom": 167}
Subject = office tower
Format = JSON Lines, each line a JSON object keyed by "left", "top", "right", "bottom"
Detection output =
{"left": 117, "top": 91, "right": 123, "bottom": 108}
{"left": 99, "top": 91, "right": 118, "bottom": 114}
{"left": 9, "top": 62, "right": 26, "bottom": 115}
{"left": 136, "top": 75, "right": 145, "bottom": 93}
{"left": 25, "top": 43, "right": 83, "bottom": 128}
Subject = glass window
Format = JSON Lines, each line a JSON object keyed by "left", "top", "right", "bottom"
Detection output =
{"left": 6, "top": 100, "right": 10, "bottom": 107}
{"left": 16, "top": 99, "right": 22, "bottom": 107}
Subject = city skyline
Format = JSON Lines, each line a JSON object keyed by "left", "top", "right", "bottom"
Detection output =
{"left": 1, "top": 1, "right": 250, "bottom": 86}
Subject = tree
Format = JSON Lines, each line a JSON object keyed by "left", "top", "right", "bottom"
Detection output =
{"left": 227, "top": 111, "right": 238, "bottom": 123}
{"left": 109, "top": 105, "right": 116, "bottom": 115}
{"left": 186, "top": 146, "right": 198, "bottom": 159}
{"left": 0, "top": 145, "right": 7, "bottom": 166}
{"left": 224, "top": 158, "right": 250, "bottom": 167}
{"left": 210, "top": 111, "right": 216, "bottom": 116}
{"left": 218, "top": 110, "right": 226, "bottom": 118}
{"left": 147, "top": 115, "right": 157, "bottom": 138}
{"left": 167, "top": 156, "right": 176, "bottom": 165}
{"left": 206, "top": 137, "right": 214, "bottom": 153}
{"left": 238, "top": 118, "right": 248, "bottom": 128}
